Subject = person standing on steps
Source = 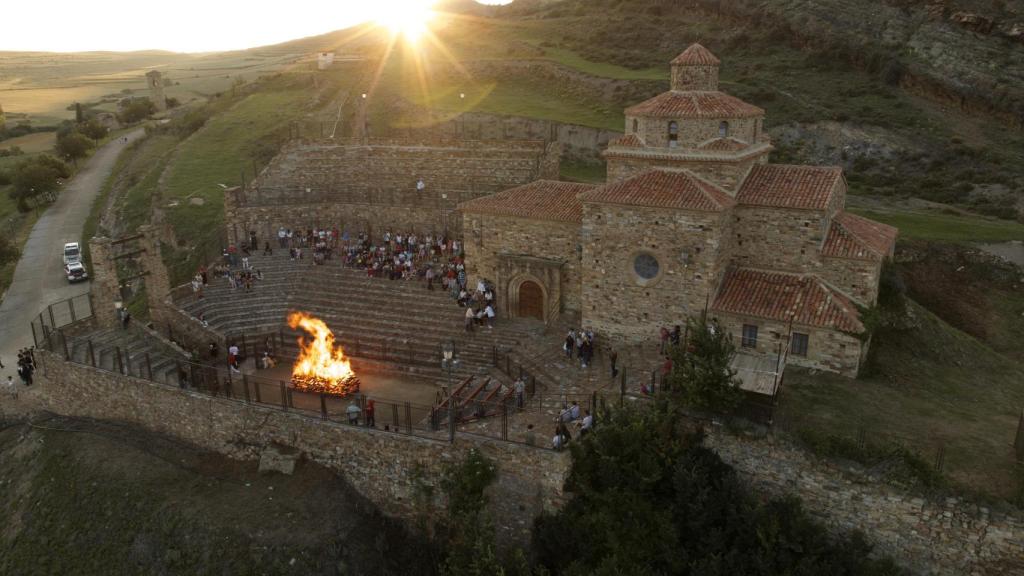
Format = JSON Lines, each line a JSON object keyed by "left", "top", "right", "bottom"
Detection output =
{"left": 564, "top": 330, "right": 575, "bottom": 359}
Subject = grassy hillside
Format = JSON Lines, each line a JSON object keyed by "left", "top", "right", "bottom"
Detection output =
{"left": 162, "top": 88, "right": 311, "bottom": 239}
{"left": 777, "top": 297, "right": 1024, "bottom": 502}
{"left": 0, "top": 416, "right": 434, "bottom": 576}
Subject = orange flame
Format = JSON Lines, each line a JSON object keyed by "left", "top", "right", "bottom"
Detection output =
{"left": 287, "top": 312, "right": 356, "bottom": 386}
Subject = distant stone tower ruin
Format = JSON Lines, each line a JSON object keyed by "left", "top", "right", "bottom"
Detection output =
{"left": 146, "top": 70, "right": 167, "bottom": 111}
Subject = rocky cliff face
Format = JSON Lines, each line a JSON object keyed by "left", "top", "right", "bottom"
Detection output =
{"left": 747, "top": 0, "right": 1024, "bottom": 126}
{"left": 500, "top": 0, "right": 1024, "bottom": 127}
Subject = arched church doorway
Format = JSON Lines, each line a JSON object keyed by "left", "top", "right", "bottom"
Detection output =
{"left": 518, "top": 281, "right": 544, "bottom": 321}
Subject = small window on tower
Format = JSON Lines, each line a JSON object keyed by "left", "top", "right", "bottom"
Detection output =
{"left": 668, "top": 121, "right": 679, "bottom": 148}
{"left": 719, "top": 121, "right": 729, "bottom": 138}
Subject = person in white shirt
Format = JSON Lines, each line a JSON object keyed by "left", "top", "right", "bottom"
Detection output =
{"left": 416, "top": 178, "right": 425, "bottom": 192}
{"left": 5, "top": 375, "right": 17, "bottom": 400}
{"left": 569, "top": 401, "right": 581, "bottom": 421}
{"left": 580, "top": 410, "right": 594, "bottom": 436}
{"left": 484, "top": 304, "right": 495, "bottom": 329}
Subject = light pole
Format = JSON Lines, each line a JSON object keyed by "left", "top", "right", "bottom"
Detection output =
{"left": 441, "top": 339, "right": 459, "bottom": 442}
{"left": 441, "top": 339, "right": 459, "bottom": 390}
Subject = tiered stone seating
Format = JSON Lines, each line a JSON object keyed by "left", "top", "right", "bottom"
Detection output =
{"left": 174, "top": 252, "right": 528, "bottom": 382}
{"left": 66, "top": 326, "right": 189, "bottom": 385}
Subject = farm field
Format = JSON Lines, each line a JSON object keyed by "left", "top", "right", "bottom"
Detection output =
{"left": 0, "top": 49, "right": 304, "bottom": 124}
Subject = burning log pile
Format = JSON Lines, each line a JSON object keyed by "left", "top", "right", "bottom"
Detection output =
{"left": 290, "top": 372, "right": 361, "bottom": 396}
{"left": 287, "top": 311, "right": 361, "bottom": 397}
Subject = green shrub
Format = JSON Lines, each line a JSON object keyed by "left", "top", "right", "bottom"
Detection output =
{"left": 533, "top": 403, "right": 906, "bottom": 575}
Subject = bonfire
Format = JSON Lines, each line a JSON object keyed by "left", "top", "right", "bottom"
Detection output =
{"left": 287, "top": 311, "right": 361, "bottom": 396}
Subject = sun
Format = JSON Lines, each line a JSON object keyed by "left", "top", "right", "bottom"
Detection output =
{"left": 372, "top": 0, "right": 437, "bottom": 43}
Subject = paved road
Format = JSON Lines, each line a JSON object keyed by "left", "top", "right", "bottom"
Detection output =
{"left": 0, "top": 129, "right": 144, "bottom": 379}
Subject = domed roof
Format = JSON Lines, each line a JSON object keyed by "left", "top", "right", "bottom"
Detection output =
{"left": 671, "top": 43, "right": 720, "bottom": 66}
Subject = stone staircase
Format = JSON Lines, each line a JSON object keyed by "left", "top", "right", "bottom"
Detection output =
{"left": 65, "top": 326, "right": 190, "bottom": 385}
{"left": 173, "top": 253, "right": 538, "bottom": 383}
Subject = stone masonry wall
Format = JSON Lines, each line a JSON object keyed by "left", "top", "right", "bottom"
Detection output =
{"left": 713, "top": 313, "right": 864, "bottom": 377}
{"left": 34, "top": 350, "right": 1024, "bottom": 573}
{"left": 731, "top": 206, "right": 831, "bottom": 273}
{"left": 227, "top": 139, "right": 558, "bottom": 245}
{"left": 820, "top": 256, "right": 884, "bottom": 305}
{"left": 464, "top": 214, "right": 582, "bottom": 314}
{"left": 35, "top": 350, "right": 569, "bottom": 547}
{"left": 580, "top": 203, "right": 730, "bottom": 341}
{"left": 633, "top": 115, "right": 762, "bottom": 150}
{"left": 228, "top": 202, "right": 463, "bottom": 250}
{"left": 707, "top": 429, "right": 1024, "bottom": 576}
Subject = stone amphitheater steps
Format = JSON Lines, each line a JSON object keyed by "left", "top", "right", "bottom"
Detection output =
{"left": 66, "top": 326, "right": 188, "bottom": 385}
{"left": 172, "top": 253, "right": 535, "bottom": 382}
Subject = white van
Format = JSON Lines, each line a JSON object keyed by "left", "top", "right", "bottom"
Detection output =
{"left": 63, "top": 242, "right": 81, "bottom": 265}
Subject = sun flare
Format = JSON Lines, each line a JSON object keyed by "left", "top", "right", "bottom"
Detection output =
{"left": 372, "top": 0, "right": 437, "bottom": 43}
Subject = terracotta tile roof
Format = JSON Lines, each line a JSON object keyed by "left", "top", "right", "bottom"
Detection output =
{"left": 625, "top": 91, "right": 763, "bottom": 119}
{"left": 713, "top": 268, "right": 864, "bottom": 333}
{"left": 671, "top": 43, "right": 720, "bottom": 66}
{"left": 608, "top": 134, "right": 645, "bottom": 148}
{"left": 698, "top": 137, "right": 748, "bottom": 152}
{"left": 822, "top": 212, "right": 898, "bottom": 260}
{"left": 736, "top": 164, "right": 843, "bottom": 211}
{"left": 581, "top": 170, "right": 733, "bottom": 212}
{"left": 458, "top": 180, "right": 593, "bottom": 223}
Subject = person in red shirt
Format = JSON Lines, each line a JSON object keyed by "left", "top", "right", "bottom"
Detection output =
{"left": 365, "top": 399, "right": 376, "bottom": 428}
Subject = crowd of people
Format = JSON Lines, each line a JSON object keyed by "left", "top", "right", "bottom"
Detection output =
{"left": 14, "top": 348, "right": 35, "bottom": 388}
{"left": 562, "top": 328, "right": 597, "bottom": 368}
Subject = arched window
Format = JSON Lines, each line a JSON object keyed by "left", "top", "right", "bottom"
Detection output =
{"left": 719, "top": 121, "right": 729, "bottom": 138}
{"left": 632, "top": 118, "right": 638, "bottom": 134}
{"left": 668, "top": 121, "right": 679, "bottom": 148}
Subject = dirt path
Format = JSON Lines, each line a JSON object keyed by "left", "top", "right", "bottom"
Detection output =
{"left": 0, "top": 129, "right": 144, "bottom": 379}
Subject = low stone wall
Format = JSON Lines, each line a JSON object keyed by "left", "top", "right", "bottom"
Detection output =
{"left": 35, "top": 349, "right": 569, "bottom": 546}
{"left": 34, "top": 349, "right": 1024, "bottom": 574}
{"left": 152, "top": 290, "right": 228, "bottom": 355}
{"left": 708, "top": 430, "right": 1024, "bottom": 576}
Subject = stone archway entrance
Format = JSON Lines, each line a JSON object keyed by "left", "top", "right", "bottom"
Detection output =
{"left": 518, "top": 281, "right": 545, "bottom": 321}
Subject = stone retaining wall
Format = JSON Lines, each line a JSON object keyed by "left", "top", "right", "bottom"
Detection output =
{"left": 35, "top": 348, "right": 1024, "bottom": 574}
{"left": 225, "top": 138, "right": 560, "bottom": 245}
{"left": 35, "top": 349, "right": 569, "bottom": 547}
{"left": 708, "top": 430, "right": 1024, "bottom": 576}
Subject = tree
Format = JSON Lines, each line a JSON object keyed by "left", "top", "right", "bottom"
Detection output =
{"left": 532, "top": 402, "right": 905, "bottom": 576}
{"left": 438, "top": 449, "right": 507, "bottom": 576}
{"left": 79, "top": 118, "right": 109, "bottom": 140}
{"left": 55, "top": 131, "right": 94, "bottom": 162}
{"left": 118, "top": 97, "right": 156, "bottom": 124}
{"left": 9, "top": 155, "right": 69, "bottom": 211}
{"left": 667, "top": 316, "right": 744, "bottom": 414}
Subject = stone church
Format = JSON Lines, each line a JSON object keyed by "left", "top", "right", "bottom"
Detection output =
{"left": 460, "top": 44, "right": 897, "bottom": 377}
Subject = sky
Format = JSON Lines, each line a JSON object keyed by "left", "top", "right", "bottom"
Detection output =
{"left": 2, "top": 0, "right": 511, "bottom": 53}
